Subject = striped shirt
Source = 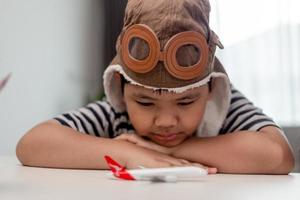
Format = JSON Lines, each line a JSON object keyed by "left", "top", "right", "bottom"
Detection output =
{"left": 54, "top": 85, "right": 278, "bottom": 138}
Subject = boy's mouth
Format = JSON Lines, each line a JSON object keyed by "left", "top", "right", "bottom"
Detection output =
{"left": 153, "top": 133, "right": 181, "bottom": 142}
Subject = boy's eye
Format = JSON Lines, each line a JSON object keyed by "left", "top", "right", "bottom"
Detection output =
{"left": 136, "top": 101, "right": 154, "bottom": 106}
{"left": 177, "top": 101, "right": 194, "bottom": 106}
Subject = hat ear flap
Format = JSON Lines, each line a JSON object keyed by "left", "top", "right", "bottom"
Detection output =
{"left": 211, "top": 30, "right": 224, "bottom": 49}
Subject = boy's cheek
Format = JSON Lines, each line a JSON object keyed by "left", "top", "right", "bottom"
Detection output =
{"left": 130, "top": 116, "right": 152, "bottom": 135}
{"left": 130, "top": 122, "right": 150, "bottom": 137}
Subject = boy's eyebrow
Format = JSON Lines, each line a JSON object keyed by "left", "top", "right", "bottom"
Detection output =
{"left": 176, "top": 92, "right": 202, "bottom": 101}
{"left": 132, "top": 93, "right": 157, "bottom": 100}
{"left": 132, "top": 92, "right": 202, "bottom": 101}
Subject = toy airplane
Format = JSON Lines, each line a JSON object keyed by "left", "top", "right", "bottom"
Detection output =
{"left": 0, "top": 73, "right": 11, "bottom": 93}
{"left": 104, "top": 155, "right": 208, "bottom": 182}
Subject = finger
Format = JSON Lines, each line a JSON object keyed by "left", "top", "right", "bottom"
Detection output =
{"left": 190, "top": 163, "right": 217, "bottom": 174}
{"left": 114, "top": 133, "right": 128, "bottom": 140}
{"left": 115, "top": 134, "right": 139, "bottom": 144}
{"left": 155, "top": 157, "right": 184, "bottom": 167}
{"left": 168, "top": 158, "right": 189, "bottom": 167}
{"left": 178, "top": 159, "right": 190, "bottom": 165}
{"left": 189, "top": 162, "right": 203, "bottom": 168}
{"left": 207, "top": 167, "right": 218, "bottom": 174}
{"left": 128, "top": 134, "right": 144, "bottom": 143}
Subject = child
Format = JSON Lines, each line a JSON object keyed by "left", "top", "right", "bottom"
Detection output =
{"left": 16, "top": 0, "right": 294, "bottom": 174}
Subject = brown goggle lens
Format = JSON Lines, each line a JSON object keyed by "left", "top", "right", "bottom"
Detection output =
{"left": 176, "top": 44, "right": 201, "bottom": 68}
{"left": 128, "top": 37, "right": 150, "bottom": 61}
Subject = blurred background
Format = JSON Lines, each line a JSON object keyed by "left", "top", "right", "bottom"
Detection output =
{"left": 0, "top": 0, "right": 299, "bottom": 171}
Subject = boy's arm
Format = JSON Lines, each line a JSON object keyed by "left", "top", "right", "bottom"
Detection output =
{"left": 117, "top": 126, "right": 294, "bottom": 174}
{"left": 16, "top": 120, "right": 201, "bottom": 170}
{"left": 171, "top": 126, "right": 295, "bottom": 174}
{"left": 16, "top": 120, "right": 128, "bottom": 169}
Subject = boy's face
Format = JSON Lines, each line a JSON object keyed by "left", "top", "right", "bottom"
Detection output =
{"left": 123, "top": 83, "right": 211, "bottom": 147}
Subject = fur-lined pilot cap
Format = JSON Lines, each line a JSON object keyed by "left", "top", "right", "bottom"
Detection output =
{"left": 103, "top": 0, "right": 232, "bottom": 137}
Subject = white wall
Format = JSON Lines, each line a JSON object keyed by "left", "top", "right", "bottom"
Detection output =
{"left": 0, "top": 0, "right": 104, "bottom": 155}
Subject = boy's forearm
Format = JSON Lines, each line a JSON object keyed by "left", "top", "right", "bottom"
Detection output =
{"left": 172, "top": 129, "right": 294, "bottom": 174}
{"left": 16, "top": 121, "right": 130, "bottom": 169}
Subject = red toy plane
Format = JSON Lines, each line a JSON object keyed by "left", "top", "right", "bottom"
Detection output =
{"left": 104, "top": 155, "right": 208, "bottom": 182}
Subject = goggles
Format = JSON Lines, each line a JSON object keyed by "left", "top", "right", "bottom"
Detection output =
{"left": 120, "top": 24, "right": 210, "bottom": 80}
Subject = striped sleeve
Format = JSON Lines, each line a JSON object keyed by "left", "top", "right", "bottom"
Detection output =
{"left": 219, "top": 85, "right": 279, "bottom": 134}
{"left": 54, "top": 100, "right": 134, "bottom": 138}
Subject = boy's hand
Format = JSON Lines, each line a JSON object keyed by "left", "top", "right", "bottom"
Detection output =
{"left": 115, "top": 134, "right": 217, "bottom": 173}
{"left": 122, "top": 142, "right": 216, "bottom": 173}
{"left": 115, "top": 133, "right": 176, "bottom": 155}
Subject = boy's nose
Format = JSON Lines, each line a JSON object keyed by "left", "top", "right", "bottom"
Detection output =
{"left": 154, "top": 111, "right": 178, "bottom": 129}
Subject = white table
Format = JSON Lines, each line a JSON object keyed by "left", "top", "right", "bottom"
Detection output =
{"left": 1, "top": 156, "right": 300, "bottom": 200}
